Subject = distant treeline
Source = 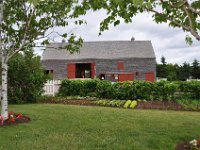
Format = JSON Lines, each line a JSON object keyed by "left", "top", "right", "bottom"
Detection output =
{"left": 157, "top": 56, "right": 200, "bottom": 81}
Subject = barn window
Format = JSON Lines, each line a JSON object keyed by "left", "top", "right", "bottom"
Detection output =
{"left": 118, "top": 61, "right": 124, "bottom": 70}
{"left": 45, "top": 70, "right": 53, "bottom": 75}
{"left": 76, "top": 63, "right": 91, "bottom": 78}
{"left": 99, "top": 74, "right": 105, "bottom": 80}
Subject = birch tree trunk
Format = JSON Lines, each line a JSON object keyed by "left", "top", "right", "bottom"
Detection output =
{"left": 1, "top": 59, "right": 8, "bottom": 119}
{"left": 0, "top": 1, "right": 8, "bottom": 120}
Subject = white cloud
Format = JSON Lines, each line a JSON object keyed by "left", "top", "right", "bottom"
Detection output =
{"left": 38, "top": 10, "right": 200, "bottom": 65}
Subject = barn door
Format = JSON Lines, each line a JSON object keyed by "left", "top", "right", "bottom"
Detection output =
{"left": 67, "top": 64, "right": 76, "bottom": 79}
{"left": 118, "top": 74, "right": 134, "bottom": 82}
{"left": 145, "top": 72, "right": 155, "bottom": 82}
{"left": 91, "top": 63, "right": 96, "bottom": 79}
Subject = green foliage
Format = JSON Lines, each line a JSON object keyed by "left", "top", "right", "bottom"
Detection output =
{"left": 113, "top": 81, "right": 136, "bottom": 99}
{"left": 3, "top": 0, "right": 84, "bottom": 53}
{"left": 58, "top": 79, "right": 200, "bottom": 101}
{"left": 8, "top": 50, "right": 48, "bottom": 103}
{"left": 123, "top": 100, "right": 132, "bottom": 109}
{"left": 157, "top": 58, "right": 200, "bottom": 81}
{"left": 96, "top": 80, "right": 114, "bottom": 98}
{"left": 130, "top": 101, "right": 137, "bottom": 109}
{"left": 81, "top": 0, "right": 200, "bottom": 42}
{"left": 93, "top": 99, "right": 127, "bottom": 108}
{"left": 176, "top": 99, "right": 200, "bottom": 111}
{"left": 58, "top": 79, "right": 84, "bottom": 96}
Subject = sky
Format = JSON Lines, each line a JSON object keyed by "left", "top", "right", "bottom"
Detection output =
{"left": 37, "top": 10, "right": 200, "bottom": 65}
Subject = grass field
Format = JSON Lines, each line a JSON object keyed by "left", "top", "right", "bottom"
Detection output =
{"left": 0, "top": 104, "right": 200, "bottom": 150}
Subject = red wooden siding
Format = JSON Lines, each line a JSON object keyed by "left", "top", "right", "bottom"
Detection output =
{"left": 118, "top": 74, "right": 134, "bottom": 82}
{"left": 91, "top": 63, "right": 96, "bottom": 79}
{"left": 145, "top": 72, "right": 155, "bottom": 82}
{"left": 67, "top": 64, "right": 76, "bottom": 79}
{"left": 118, "top": 61, "right": 124, "bottom": 70}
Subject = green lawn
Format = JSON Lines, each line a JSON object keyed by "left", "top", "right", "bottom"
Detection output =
{"left": 0, "top": 104, "right": 200, "bottom": 150}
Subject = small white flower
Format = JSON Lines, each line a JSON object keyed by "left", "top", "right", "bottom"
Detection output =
{"left": 10, "top": 115, "right": 14, "bottom": 118}
{"left": 189, "top": 139, "right": 197, "bottom": 146}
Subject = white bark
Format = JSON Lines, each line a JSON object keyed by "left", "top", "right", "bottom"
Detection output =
{"left": 0, "top": 1, "right": 8, "bottom": 120}
{"left": 1, "top": 61, "right": 8, "bottom": 120}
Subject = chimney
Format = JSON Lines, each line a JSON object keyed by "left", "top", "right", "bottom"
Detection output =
{"left": 131, "top": 37, "right": 135, "bottom": 42}
{"left": 62, "top": 39, "right": 66, "bottom": 43}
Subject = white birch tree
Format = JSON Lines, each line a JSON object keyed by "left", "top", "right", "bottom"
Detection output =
{"left": 0, "top": 0, "right": 84, "bottom": 120}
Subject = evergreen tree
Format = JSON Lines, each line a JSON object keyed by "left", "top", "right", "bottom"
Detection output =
{"left": 191, "top": 59, "right": 200, "bottom": 79}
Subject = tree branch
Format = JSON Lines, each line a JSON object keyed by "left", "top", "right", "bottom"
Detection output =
{"left": 149, "top": 9, "right": 200, "bottom": 41}
{"left": 184, "top": 0, "right": 200, "bottom": 16}
{"left": 7, "top": 6, "right": 35, "bottom": 61}
{"left": 182, "top": 2, "right": 200, "bottom": 41}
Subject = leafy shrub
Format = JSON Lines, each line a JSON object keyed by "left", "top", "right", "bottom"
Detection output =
{"left": 96, "top": 80, "right": 114, "bottom": 98}
{"left": 8, "top": 50, "right": 48, "bottom": 103}
{"left": 113, "top": 82, "right": 136, "bottom": 99}
{"left": 133, "top": 81, "right": 153, "bottom": 100}
{"left": 82, "top": 79, "right": 99, "bottom": 96}
{"left": 58, "top": 79, "right": 200, "bottom": 101}
{"left": 130, "top": 100, "right": 137, "bottom": 109}
{"left": 123, "top": 100, "right": 132, "bottom": 108}
{"left": 176, "top": 99, "right": 200, "bottom": 110}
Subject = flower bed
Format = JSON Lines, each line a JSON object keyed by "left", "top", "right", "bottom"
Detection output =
{"left": 175, "top": 139, "right": 200, "bottom": 150}
{"left": 0, "top": 112, "right": 30, "bottom": 126}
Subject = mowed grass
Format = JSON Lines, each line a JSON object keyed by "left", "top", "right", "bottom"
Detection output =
{"left": 0, "top": 104, "right": 200, "bottom": 150}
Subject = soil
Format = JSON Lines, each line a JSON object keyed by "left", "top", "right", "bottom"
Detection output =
{"left": 44, "top": 99, "right": 186, "bottom": 111}
{"left": 46, "top": 99, "right": 95, "bottom": 106}
{"left": 0, "top": 116, "right": 30, "bottom": 127}
{"left": 136, "top": 101, "right": 185, "bottom": 110}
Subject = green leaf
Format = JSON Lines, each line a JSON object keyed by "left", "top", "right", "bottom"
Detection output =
{"left": 114, "top": 20, "right": 120, "bottom": 26}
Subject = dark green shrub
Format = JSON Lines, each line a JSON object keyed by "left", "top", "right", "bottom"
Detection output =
{"left": 58, "top": 79, "right": 200, "bottom": 101}
{"left": 96, "top": 80, "right": 114, "bottom": 98}
{"left": 179, "top": 81, "right": 200, "bottom": 99}
{"left": 58, "top": 79, "right": 84, "bottom": 96}
{"left": 113, "top": 81, "right": 136, "bottom": 100}
{"left": 82, "top": 79, "right": 99, "bottom": 96}
{"left": 133, "top": 81, "right": 153, "bottom": 100}
{"left": 8, "top": 50, "right": 48, "bottom": 104}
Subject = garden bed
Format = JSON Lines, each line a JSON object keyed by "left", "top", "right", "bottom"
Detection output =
{"left": 0, "top": 113, "right": 30, "bottom": 127}
{"left": 42, "top": 98, "right": 190, "bottom": 111}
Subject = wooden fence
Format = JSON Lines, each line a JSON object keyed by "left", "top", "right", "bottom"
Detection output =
{"left": 43, "top": 80, "right": 61, "bottom": 96}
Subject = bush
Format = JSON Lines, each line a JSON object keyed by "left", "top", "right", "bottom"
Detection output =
{"left": 96, "top": 80, "right": 114, "bottom": 98}
{"left": 58, "top": 79, "right": 200, "bottom": 101}
{"left": 8, "top": 50, "right": 48, "bottom": 103}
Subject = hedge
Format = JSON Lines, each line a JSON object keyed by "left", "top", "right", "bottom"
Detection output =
{"left": 58, "top": 79, "right": 200, "bottom": 101}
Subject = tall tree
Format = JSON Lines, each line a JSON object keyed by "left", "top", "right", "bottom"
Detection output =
{"left": 178, "top": 62, "right": 191, "bottom": 80}
{"left": 161, "top": 56, "right": 167, "bottom": 66}
{"left": 80, "top": 0, "right": 200, "bottom": 44}
{"left": 157, "top": 56, "right": 167, "bottom": 78}
{"left": 0, "top": 0, "right": 83, "bottom": 120}
{"left": 191, "top": 59, "right": 200, "bottom": 79}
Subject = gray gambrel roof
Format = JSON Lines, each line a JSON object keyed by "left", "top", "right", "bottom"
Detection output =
{"left": 42, "top": 41, "right": 156, "bottom": 60}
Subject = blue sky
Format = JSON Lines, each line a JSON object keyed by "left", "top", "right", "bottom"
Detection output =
{"left": 37, "top": 10, "right": 200, "bottom": 65}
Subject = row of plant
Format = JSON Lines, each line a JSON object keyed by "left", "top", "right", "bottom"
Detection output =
{"left": 58, "top": 79, "right": 200, "bottom": 101}
{"left": 93, "top": 100, "right": 138, "bottom": 109}
{"left": 176, "top": 99, "right": 200, "bottom": 111}
{"left": 37, "top": 95, "right": 99, "bottom": 103}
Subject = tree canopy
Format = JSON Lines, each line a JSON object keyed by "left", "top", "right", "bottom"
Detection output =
{"left": 0, "top": 0, "right": 85, "bottom": 119}
{"left": 78, "top": 0, "right": 200, "bottom": 44}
